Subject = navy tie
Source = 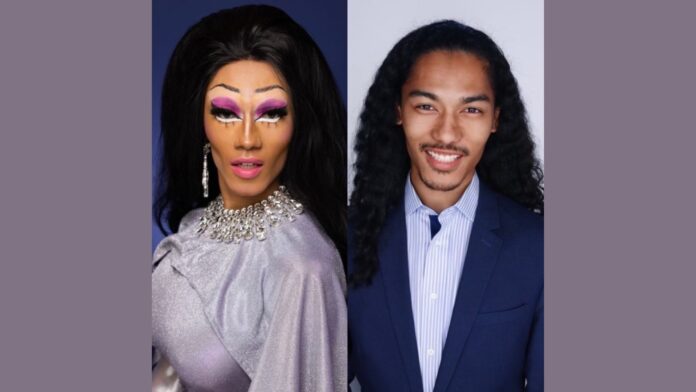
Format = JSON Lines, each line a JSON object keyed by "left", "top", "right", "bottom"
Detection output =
{"left": 429, "top": 215, "right": 441, "bottom": 238}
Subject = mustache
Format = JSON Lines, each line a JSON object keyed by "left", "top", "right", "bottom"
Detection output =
{"left": 419, "top": 143, "right": 470, "bottom": 156}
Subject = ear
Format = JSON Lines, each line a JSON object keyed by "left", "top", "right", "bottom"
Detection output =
{"left": 396, "top": 105, "right": 403, "bottom": 125}
{"left": 491, "top": 107, "right": 501, "bottom": 133}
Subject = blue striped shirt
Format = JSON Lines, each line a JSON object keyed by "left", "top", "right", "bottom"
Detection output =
{"left": 405, "top": 173, "right": 479, "bottom": 392}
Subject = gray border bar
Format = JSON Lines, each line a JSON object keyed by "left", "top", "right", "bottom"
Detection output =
{"left": 0, "top": 0, "right": 151, "bottom": 389}
{"left": 1, "top": 1, "right": 696, "bottom": 390}
{"left": 546, "top": 0, "right": 696, "bottom": 390}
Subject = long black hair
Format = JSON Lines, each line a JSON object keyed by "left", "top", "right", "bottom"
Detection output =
{"left": 154, "top": 5, "right": 346, "bottom": 263}
{"left": 350, "top": 20, "right": 543, "bottom": 285}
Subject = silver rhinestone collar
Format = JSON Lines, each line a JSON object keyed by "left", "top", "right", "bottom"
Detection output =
{"left": 197, "top": 185, "right": 303, "bottom": 243}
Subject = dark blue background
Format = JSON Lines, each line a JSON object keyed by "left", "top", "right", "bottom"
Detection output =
{"left": 152, "top": 0, "right": 347, "bottom": 251}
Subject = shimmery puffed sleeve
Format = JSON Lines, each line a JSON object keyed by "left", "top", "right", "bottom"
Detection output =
{"left": 248, "top": 256, "right": 347, "bottom": 392}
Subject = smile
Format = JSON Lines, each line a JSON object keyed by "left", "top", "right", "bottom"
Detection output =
{"left": 426, "top": 150, "right": 461, "bottom": 163}
{"left": 423, "top": 147, "right": 465, "bottom": 172}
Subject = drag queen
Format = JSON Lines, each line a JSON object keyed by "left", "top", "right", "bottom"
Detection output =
{"left": 151, "top": 6, "right": 347, "bottom": 391}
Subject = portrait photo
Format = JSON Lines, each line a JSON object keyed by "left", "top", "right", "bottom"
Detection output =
{"left": 151, "top": 1, "right": 348, "bottom": 391}
{"left": 347, "top": 0, "right": 544, "bottom": 391}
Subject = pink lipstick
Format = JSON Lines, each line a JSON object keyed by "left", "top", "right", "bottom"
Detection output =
{"left": 230, "top": 158, "right": 263, "bottom": 179}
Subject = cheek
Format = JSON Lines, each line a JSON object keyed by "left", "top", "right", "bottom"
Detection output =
{"left": 203, "top": 119, "right": 232, "bottom": 170}
{"left": 460, "top": 115, "right": 494, "bottom": 140}
{"left": 402, "top": 116, "right": 433, "bottom": 145}
{"left": 203, "top": 116, "right": 222, "bottom": 146}
{"left": 403, "top": 111, "right": 436, "bottom": 135}
{"left": 469, "top": 129, "right": 492, "bottom": 144}
{"left": 467, "top": 133, "right": 493, "bottom": 159}
{"left": 203, "top": 108, "right": 217, "bottom": 138}
{"left": 266, "top": 124, "right": 293, "bottom": 165}
{"left": 402, "top": 131, "right": 424, "bottom": 163}
{"left": 275, "top": 124, "right": 293, "bottom": 146}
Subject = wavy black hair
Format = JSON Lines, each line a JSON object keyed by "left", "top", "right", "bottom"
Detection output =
{"left": 349, "top": 20, "right": 543, "bottom": 286}
{"left": 154, "top": 5, "right": 346, "bottom": 263}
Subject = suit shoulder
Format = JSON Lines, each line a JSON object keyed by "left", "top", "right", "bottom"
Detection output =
{"left": 494, "top": 192, "right": 543, "bottom": 239}
{"left": 490, "top": 191, "right": 544, "bottom": 280}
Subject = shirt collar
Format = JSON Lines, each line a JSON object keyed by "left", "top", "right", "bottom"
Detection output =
{"left": 404, "top": 172, "right": 479, "bottom": 221}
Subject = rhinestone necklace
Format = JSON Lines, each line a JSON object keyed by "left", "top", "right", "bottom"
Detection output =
{"left": 197, "top": 185, "right": 303, "bottom": 243}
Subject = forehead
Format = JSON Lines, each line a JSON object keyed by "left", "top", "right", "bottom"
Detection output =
{"left": 403, "top": 50, "right": 492, "bottom": 96}
{"left": 207, "top": 60, "right": 287, "bottom": 91}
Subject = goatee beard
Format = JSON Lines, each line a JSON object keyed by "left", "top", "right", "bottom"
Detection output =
{"left": 418, "top": 170, "right": 466, "bottom": 192}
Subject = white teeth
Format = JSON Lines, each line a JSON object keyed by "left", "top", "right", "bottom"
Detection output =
{"left": 427, "top": 150, "right": 460, "bottom": 163}
{"left": 239, "top": 163, "right": 258, "bottom": 168}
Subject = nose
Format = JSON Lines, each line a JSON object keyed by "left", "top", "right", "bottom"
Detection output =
{"left": 235, "top": 117, "right": 262, "bottom": 150}
{"left": 431, "top": 110, "right": 463, "bottom": 145}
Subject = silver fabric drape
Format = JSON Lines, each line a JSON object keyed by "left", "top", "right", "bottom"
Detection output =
{"left": 152, "top": 209, "right": 347, "bottom": 391}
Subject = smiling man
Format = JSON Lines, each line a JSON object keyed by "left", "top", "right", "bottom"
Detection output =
{"left": 349, "top": 21, "right": 544, "bottom": 391}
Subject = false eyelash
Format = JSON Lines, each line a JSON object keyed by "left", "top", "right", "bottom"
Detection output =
{"left": 210, "top": 107, "right": 239, "bottom": 118}
{"left": 260, "top": 107, "right": 288, "bottom": 119}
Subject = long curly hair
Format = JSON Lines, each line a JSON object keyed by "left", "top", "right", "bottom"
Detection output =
{"left": 154, "top": 5, "right": 346, "bottom": 264}
{"left": 349, "top": 20, "right": 543, "bottom": 286}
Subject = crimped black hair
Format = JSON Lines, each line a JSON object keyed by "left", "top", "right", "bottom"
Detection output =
{"left": 349, "top": 20, "right": 543, "bottom": 286}
{"left": 154, "top": 5, "right": 346, "bottom": 264}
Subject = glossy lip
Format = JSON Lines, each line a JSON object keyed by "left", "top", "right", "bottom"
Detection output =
{"left": 230, "top": 158, "right": 264, "bottom": 180}
{"left": 423, "top": 147, "right": 464, "bottom": 172}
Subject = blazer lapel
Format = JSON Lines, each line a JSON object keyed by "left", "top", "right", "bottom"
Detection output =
{"left": 379, "top": 199, "right": 424, "bottom": 392}
{"left": 433, "top": 183, "right": 502, "bottom": 392}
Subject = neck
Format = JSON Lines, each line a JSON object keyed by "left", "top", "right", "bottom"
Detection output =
{"left": 218, "top": 179, "right": 281, "bottom": 210}
{"left": 410, "top": 171, "right": 474, "bottom": 214}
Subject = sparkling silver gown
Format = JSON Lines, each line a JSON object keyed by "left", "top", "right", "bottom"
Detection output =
{"left": 152, "top": 208, "right": 347, "bottom": 391}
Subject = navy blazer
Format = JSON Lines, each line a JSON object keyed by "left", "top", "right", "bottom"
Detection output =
{"left": 348, "top": 181, "right": 543, "bottom": 391}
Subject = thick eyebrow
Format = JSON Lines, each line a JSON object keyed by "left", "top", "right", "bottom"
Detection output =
{"left": 461, "top": 94, "right": 491, "bottom": 104}
{"left": 208, "top": 83, "right": 286, "bottom": 94}
{"left": 407, "top": 89, "right": 492, "bottom": 104}
{"left": 408, "top": 89, "right": 438, "bottom": 101}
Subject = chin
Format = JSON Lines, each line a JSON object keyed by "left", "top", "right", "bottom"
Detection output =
{"left": 226, "top": 181, "right": 271, "bottom": 199}
{"left": 420, "top": 171, "right": 469, "bottom": 192}
{"left": 423, "top": 180, "right": 462, "bottom": 192}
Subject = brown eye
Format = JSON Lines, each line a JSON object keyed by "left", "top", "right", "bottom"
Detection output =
{"left": 464, "top": 107, "right": 482, "bottom": 114}
{"left": 416, "top": 104, "right": 436, "bottom": 111}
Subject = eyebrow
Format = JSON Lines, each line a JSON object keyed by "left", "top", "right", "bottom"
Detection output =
{"left": 461, "top": 94, "right": 491, "bottom": 104}
{"left": 407, "top": 89, "right": 491, "bottom": 104}
{"left": 208, "top": 83, "right": 286, "bottom": 93}
{"left": 408, "top": 89, "right": 438, "bottom": 100}
{"left": 255, "top": 84, "right": 286, "bottom": 93}
{"left": 209, "top": 83, "right": 239, "bottom": 93}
